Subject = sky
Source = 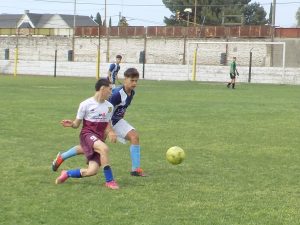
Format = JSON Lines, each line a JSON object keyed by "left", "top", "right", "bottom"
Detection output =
{"left": 0, "top": 0, "right": 299, "bottom": 27}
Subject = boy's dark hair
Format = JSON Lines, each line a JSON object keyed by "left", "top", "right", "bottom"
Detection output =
{"left": 124, "top": 68, "right": 139, "bottom": 78}
{"left": 95, "top": 78, "right": 111, "bottom": 91}
{"left": 116, "top": 55, "right": 122, "bottom": 59}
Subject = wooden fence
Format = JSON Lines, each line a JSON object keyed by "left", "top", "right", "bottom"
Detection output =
{"left": 1, "top": 26, "right": 300, "bottom": 38}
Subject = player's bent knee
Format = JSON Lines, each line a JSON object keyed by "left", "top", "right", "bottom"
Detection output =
{"left": 94, "top": 142, "right": 110, "bottom": 154}
{"left": 127, "top": 130, "right": 139, "bottom": 143}
{"left": 83, "top": 168, "right": 98, "bottom": 177}
{"left": 98, "top": 146, "right": 109, "bottom": 154}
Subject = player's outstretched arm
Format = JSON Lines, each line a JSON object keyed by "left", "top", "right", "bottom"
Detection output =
{"left": 60, "top": 119, "right": 81, "bottom": 128}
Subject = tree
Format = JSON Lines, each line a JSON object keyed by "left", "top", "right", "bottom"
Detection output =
{"left": 118, "top": 16, "right": 129, "bottom": 26}
{"left": 109, "top": 17, "right": 112, "bottom": 27}
{"left": 162, "top": 0, "right": 267, "bottom": 26}
{"left": 268, "top": 3, "right": 272, "bottom": 25}
{"left": 94, "top": 12, "right": 102, "bottom": 26}
{"left": 296, "top": 7, "right": 300, "bottom": 27}
{"left": 242, "top": 3, "right": 268, "bottom": 25}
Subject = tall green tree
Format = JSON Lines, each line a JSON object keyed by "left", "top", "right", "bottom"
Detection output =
{"left": 162, "top": 0, "right": 267, "bottom": 26}
{"left": 243, "top": 3, "right": 268, "bottom": 25}
{"left": 268, "top": 3, "right": 272, "bottom": 25}
{"left": 296, "top": 7, "right": 300, "bottom": 27}
{"left": 94, "top": 12, "right": 102, "bottom": 26}
{"left": 109, "top": 17, "right": 112, "bottom": 27}
{"left": 118, "top": 16, "right": 129, "bottom": 26}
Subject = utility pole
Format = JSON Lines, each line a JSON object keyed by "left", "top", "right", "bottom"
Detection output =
{"left": 270, "top": 0, "right": 276, "bottom": 67}
{"left": 271, "top": 0, "right": 276, "bottom": 26}
{"left": 14, "top": 22, "right": 19, "bottom": 77}
{"left": 105, "top": 0, "right": 109, "bottom": 63}
{"left": 193, "top": 0, "right": 197, "bottom": 26}
{"left": 72, "top": 0, "right": 76, "bottom": 61}
{"left": 184, "top": 8, "right": 192, "bottom": 27}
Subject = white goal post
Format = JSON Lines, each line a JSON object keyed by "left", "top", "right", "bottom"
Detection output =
{"left": 187, "top": 41, "right": 286, "bottom": 83}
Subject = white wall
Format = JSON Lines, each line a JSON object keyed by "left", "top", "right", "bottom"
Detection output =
{"left": 0, "top": 36, "right": 291, "bottom": 66}
{"left": 1, "top": 60, "right": 300, "bottom": 85}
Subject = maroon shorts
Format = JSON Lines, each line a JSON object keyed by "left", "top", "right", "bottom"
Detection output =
{"left": 80, "top": 133, "right": 101, "bottom": 165}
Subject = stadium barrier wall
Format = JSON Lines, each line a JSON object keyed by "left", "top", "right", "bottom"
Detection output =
{"left": 1, "top": 60, "right": 300, "bottom": 85}
{"left": 1, "top": 36, "right": 299, "bottom": 67}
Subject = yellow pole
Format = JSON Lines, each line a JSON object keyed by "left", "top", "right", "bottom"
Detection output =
{"left": 14, "top": 47, "right": 18, "bottom": 77}
{"left": 96, "top": 46, "right": 100, "bottom": 79}
{"left": 192, "top": 48, "right": 197, "bottom": 81}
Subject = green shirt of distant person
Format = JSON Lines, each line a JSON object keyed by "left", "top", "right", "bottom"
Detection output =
{"left": 227, "top": 57, "right": 239, "bottom": 89}
{"left": 229, "top": 57, "right": 239, "bottom": 79}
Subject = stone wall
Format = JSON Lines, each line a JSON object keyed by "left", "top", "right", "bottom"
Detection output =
{"left": 1, "top": 60, "right": 300, "bottom": 85}
{"left": 1, "top": 35, "right": 300, "bottom": 84}
{"left": 0, "top": 36, "right": 297, "bottom": 67}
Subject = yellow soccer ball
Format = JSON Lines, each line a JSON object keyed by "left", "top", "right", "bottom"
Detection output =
{"left": 166, "top": 146, "right": 185, "bottom": 165}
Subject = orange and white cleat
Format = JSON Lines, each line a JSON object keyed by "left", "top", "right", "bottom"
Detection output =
{"left": 52, "top": 152, "right": 64, "bottom": 172}
{"left": 130, "top": 168, "right": 147, "bottom": 177}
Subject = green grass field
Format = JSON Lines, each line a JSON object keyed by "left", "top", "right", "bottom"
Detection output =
{"left": 0, "top": 75, "right": 299, "bottom": 225}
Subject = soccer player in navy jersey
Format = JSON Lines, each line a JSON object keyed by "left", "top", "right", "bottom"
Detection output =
{"left": 107, "top": 55, "right": 122, "bottom": 88}
{"left": 52, "top": 68, "right": 146, "bottom": 177}
{"left": 54, "top": 78, "right": 119, "bottom": 190}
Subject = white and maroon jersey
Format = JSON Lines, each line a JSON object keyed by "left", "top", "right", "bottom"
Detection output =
{"left": 76, "top": 97, "right": 114, "bottom": 141}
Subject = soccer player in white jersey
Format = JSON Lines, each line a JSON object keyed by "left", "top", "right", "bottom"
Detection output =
{"left": 52, "top": 68, "right": 146, "bottom": 177}
{"left": 54, "top": 78, "right": 119, "bottom": 190}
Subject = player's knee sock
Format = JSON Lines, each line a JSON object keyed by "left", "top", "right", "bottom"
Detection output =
{"left": 67, "top": 169, "right": 82, "bottom": 178}
{"left": 103, "top": 165, "right": 114, "bottom": 182}
{"left": 232, "top": 83, "right": 235, "bottom": 88}
{"left": 130, "top": 145, "right": 141, "bottom": 171}
{"left": 61, "top": 146, "right": 77, "bottom": 160}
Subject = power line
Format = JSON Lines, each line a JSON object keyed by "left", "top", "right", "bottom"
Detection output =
{"left": 2, "top": 0, "right": 300, "bottom": 11}
{"left": 30, "top": 0, "right": 300, "bottom": 7}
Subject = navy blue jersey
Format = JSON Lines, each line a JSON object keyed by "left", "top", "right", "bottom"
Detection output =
{"left": 108, "top": 63, "right": 120, "bottom": 84}
{"left": 109, "top": 86, "right": 135, "bottom": 126}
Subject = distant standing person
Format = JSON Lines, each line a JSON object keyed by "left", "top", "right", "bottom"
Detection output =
{"left": 108, "top": 55, "right": 122, "bottom": 88}
{"left": 227, "top": 56, "right": 239, "bottom": 89}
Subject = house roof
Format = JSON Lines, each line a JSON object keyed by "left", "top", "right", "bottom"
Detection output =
{"left": 35, "top": 14, "right": 53, "bottom": 27}
{"left": 60, "top": 14, "right": 99, "bottom": 27}
{"left": 0, "top": 14, "right": 22, "bottom": 28}
{"left": 26, "top": 13, "right": 45, "bottom": 27}
{"left": 0, "top": 12, "right": 98, "bottom": 28}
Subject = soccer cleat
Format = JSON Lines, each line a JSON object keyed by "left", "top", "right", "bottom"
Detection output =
{"left": 130, "top": 168, "right": 147, "bottom": 177}
{"left": 55, "top": 170, "right": 69, "bottom": 184}
{"left": 105, "top": 180, "right": 119, "bottom": 190}
{"left": 52, "top": 152, "right": 64, "bottom": 171}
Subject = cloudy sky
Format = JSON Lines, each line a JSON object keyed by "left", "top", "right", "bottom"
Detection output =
{"left": 0, "top": 0, "right": 298, "bottom": 27}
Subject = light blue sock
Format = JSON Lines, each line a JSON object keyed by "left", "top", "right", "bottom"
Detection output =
{"left": 67, "top": 169, "right": 81, "bottom": 178}
{"left": 130, "top": 145, "right": 140, "bottom": 171}
{"left": 61, "top": 146, "right": 77, "bottom": 160}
